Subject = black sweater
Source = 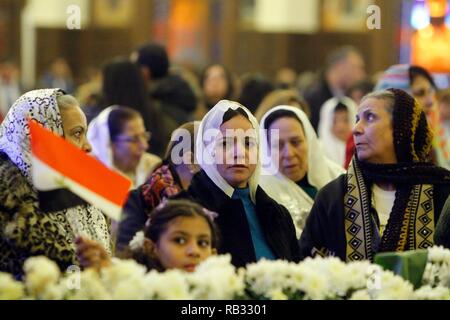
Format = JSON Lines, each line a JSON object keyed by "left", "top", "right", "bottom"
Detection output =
{"left": 175, "top": 170, "right": 300, "bottom": 268}
{"left": 299, "top": 174, "right": 450, "bottom": 261}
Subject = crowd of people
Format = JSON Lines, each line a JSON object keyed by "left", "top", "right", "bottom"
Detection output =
{"left": 1, "top": 43, "right": 450, "bottom": 280}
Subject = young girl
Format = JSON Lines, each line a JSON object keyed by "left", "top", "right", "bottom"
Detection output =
{"left": 76, "top": 200, "right": 219, "bottom": 273}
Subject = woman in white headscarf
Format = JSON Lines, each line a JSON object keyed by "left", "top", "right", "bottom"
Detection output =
{"left": 87, "top": 106, "right": 161, "bottom": 188}
{"left": 0, "top": 89, "right": 111, "bottom": 277}
{"left": 318, "top": 96, "right": 357, "bottom": 167}
{"left": 259, "top": 105, "right": 344, "bottom": 237}
{"left": 177, "top": 100, "right": 300, "bottom": 268}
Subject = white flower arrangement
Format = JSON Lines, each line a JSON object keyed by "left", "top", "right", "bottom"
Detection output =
{"left": 129, "top": 231, "right": 145, "bottom": 251}
{"left": 0, "top": 272, "right": 24, "bottom": 300}
{"left": 2, "top": 247, "right": 450, "bottom": 300}
{"left": 186, "top": 255, "right": 245, "bottom": 300}
{"left": 143, "top": 269, "right": 191, "bottom": 300}
{"left": 421, "top": 246, "right": 450, "bottom": 288}
{"left": 23, "top": 256, "right": 63, "bottom": 299}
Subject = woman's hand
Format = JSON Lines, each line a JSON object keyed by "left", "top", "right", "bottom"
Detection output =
{"left": 75, "top": 236, "right": 111, "bottom": 271}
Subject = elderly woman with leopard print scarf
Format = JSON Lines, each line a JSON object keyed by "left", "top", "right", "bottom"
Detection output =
{"left": 0, "top": 89, "right": 111, "bottom": 278}
{"left": 299, "top": 88, "right": 450, "bottom": 262}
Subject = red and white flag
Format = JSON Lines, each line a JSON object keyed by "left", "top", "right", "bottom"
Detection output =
{"left": 29, "top": 119, "right": 132, "bottom": 220}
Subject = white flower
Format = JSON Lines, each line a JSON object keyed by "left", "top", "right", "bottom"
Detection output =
{"left": 99, "top": 259, "right": 147, "bottom": 299}
{"left": 143, "top": 270, "right": 190, "bottom": 300}
{"left": 66, "top": 269, "right": 111, "bottom": 300}
{"left": 23, "top": 256, "right": 61, "bottom": 299}
{"left": 187, "top": 255, "right": 244, "bottom": 300}
{"left": 267, "top": 289, "right": 288, "bottom": 300}
{"left": 422, "top": 246, "right": 450, "bottom": 288}
{"left": 129, "top": 231, "right": 145, "bottom": 251}
{"left": 0, "top": 273, "right": 24, "bottom": 300}
{"left": 349, "top": 290, "right": 371, "bottom": 300}
{"left": 245, "top": 259, "right": 312, "bottom": 299}
{"left": 372, "top": 272, "right": 414, "bottom": 300}
{"left": 299, "top": 268, "right": 328, "bottom": 300}
{"left": 427, "top": 246, "right": 450, "bottom": 263}
{"left": 414, "top": 285, "right": 450, "bottom": 300}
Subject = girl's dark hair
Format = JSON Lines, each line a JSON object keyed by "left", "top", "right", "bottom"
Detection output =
{"left": 200, "top": 64, "right": 235, "bottom": 108}
{"left": 130, "top": 200, "right": 220, "bottom": 271}
{"left": 222, "top": 107, "right": 249, "bottom": 125}
{"left": 108, "top": 106, "right": 141, "bottom": 142}
{"left": 409, "top": 65, "right": 436, "bottom": 89}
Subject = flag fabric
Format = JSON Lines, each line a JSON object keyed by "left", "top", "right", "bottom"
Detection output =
{"left": 29, "top": 119, "right": 132, "bottom": 220}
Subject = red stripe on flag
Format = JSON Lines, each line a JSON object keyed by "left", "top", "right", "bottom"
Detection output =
{"left": 29, "top": 119, "right": 131, "bottom": 207}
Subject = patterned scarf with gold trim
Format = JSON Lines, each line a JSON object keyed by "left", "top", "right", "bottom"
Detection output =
{"left": 344, "top": 159, "right": 442, "bottom": 261}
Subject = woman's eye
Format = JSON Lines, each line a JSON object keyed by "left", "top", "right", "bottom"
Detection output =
{"left": 366, "top": 113, "right": 375, "bottom": 122}
{"left": 290, "top": 139, "right": 302, "bottom": 147}
{"left": 73, "top": 131, "right": 82, "bottom": 140}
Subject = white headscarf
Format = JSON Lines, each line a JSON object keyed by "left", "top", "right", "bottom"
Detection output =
{"left": 87, "top": 106, "right": 117, "bottom": 167}
{"left": 195, "top": 100, "right": 261, "bottom": 203}
{"left": 0, "top": 89, "right": 64, "bottom": 183}
{"left": 259, "top": 105, "right": 344, "bottom": 236}
{"left": 88, "top": 106, "right": 161, "bottom": 187}
{"left": 318, "top": 96, "right": 357, "bottom": 167}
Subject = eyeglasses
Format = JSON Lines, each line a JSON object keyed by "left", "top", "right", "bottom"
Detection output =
{"left": 113, "top": 131, "right": 152, "bottom": 144}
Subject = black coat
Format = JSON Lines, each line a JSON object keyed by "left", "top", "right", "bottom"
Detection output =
{"left": 299, "top": 174, "right": 450, "bottom": 261}
{"left": 175, "top": 170, "right": 300, "bottom": 268}
{"left": 116, "top": 189, "right": 147, "bottom": 251}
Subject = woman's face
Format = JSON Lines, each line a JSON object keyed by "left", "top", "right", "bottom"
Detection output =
{"left": 60, "top": 105, "right": 92, "bottom": 153}
{"left": 215, "top": 115, "right": 257, "bottom": 188}
{"left": 154, "top": 215, "right": 214, "bottom": 272}
{"left": 269, "top": 117, "right": 308, "bottom": 182}
{"left": 411, "top": 75, "right": 435, "bottom": 114}
{"left": 203, "top": 65, "right": 229, "bottom": 103}
{"left": 111, "top": 117, "right": 149, "bottom": 172}
{"left": 353, "top": 98, "right": 397, "bottom": 164}
{"left": 332, "top": 109, "right": 352, "bottom": 142}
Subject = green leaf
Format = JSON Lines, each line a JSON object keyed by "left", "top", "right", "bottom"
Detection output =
{"left": 374, "top": 249, "right": 428, "bottom": 289}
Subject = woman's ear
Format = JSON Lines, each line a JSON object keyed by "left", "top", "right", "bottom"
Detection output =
{"left": 211, "top": 248, "right": 218, "bottom": 255}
